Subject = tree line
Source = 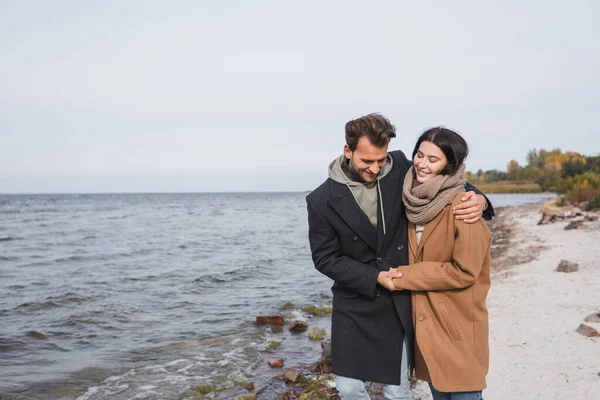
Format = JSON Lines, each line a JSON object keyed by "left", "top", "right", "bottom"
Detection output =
{"left": 465, "top": 149, "right": 600, "bottom": 207}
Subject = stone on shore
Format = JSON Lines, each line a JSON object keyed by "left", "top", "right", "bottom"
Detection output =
{"left": 289, "top": 320, "right": 309, "bottom": 333}
{"left": 244, "top": 382, "right": 255, "bottom": 391}
{"left": 575, "top": 324, "right": 600, "bottom": 338}
{"left": 256, "top": 313, "right": 285, "bottom": 326}
{"left": 565, "top": 221, "right": 585, "bottom": 230}
{"left": 283, "top": 368, "right": 302, "bottom": 383}
{"left": 308, "top": 328, "right": 327, "bottom": 341}
{"left": 556, "top": 260, "right": 579, "bottom": 273}
{"left": 269, "top": 358, "right": 284, "bottom": 368}
{"left": 267, "top": 340, "right": 281, "bottom": 349}
{"left": 301, "top": 305, "right": 326, "bottom": 317}
{"left": 321, "top": 339, "right": 332, "bottom": 373}
{"left": 586, "top": 214, "right": 599, "bottom": 222}
{"left": 584, "top": 312, "right": 600, "bottom": 323}
{"left": 279, "top": 302, "right": 295, "bottom": 311}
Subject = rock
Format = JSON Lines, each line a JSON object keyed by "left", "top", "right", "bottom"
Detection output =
{"left": 244, "top": 382, "right": 255, "bottom": 391}
{"left": 301, "top": 305, "right": 326, "bottom": 317}
{"left": 538, "top": 212, "right": 553, "bottom": 225}
{"left": 584, "top": 313, "right": 600, "bottom": 323}
{"left": 279, "top": 302, "right": 295, "bottom": 311}
{"left": 576, "top": 324, "right": 600, "bottom": 337}
{"left": 308, "top": 328, "right": 327, "bottom": 341}
{"left": 556, "top": 260, "right": 579, "bottom": 273}
{"left": 276, "top": 390, "right": 292, "bottom": 400}
{"left": 565, "top": 221, "right": 584, "bottom": 230}
{"left": 267, "top": 340, "right": 281, "bottom": 349}
{"left": 586, "top": 214, "right": 599, "bottom": 222}
{"left": 289, "top": 320, "right": 309, "bottom": 333}
{"left": 573, "top": 207, "right": 583, "bottom": 216}
{"left": 309, "top": 362, "right": 320, "bottom": 372}
{"left": 233, "top": 395, "right": 255, "bottom": 400}
{"left": 320, "top": 339, "right": 332, "bottom": 373}
{"left": 321, "top": 339, "right": 332, "bottom": 362}
{"left": 283, "top": 368, "right": 302, "bottom": 383}
{"left": 194, "top": 384, "right": 214, "bottom": 394}
{"left": 256, "top": 313, "right": 285, "bottom": 326}
{"left": 269, "top": 358, "right": 284, "bottom": 368}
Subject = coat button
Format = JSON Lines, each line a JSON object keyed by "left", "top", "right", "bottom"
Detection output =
{"left": 397, "top": 245, "right": 404, "bottom": 251}
{"left": 376, "top": 257, "right": 382, "bottom": 263}
{"left": 375, "top": 290, "right": 381, "bottom": 297}
{"left": 418, "top": 315, "right": 424, "bottom": 321}
{"left": 352, "top": 235, "right": 358, "bottom": 241}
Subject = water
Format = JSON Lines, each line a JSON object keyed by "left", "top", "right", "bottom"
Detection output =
{"left": 0, "top": 191, "right": 555, "bottom": 399}
{"left": 485, "top": 192, "right": 557, "bottom": 209}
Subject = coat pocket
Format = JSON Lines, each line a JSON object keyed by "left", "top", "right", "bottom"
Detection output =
{"left": 438, "top": 302, "right": 462, "bottom": 341}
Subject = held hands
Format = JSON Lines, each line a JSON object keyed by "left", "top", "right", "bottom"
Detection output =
{"left": 452, "top": 191, "right": 486, "bottom": 223}
{"left": 377, "top": 268, "right": 403, "bottom": 292}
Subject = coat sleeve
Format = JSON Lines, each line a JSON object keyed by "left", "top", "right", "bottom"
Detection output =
{"left": 307, "top": 196, "right": 381, "bottom": 299}
{"left": 465, "top": 182, "right": 495, "bottom": 220}
{"left": 392, "top": 219, "right": 490, "bottom": 291}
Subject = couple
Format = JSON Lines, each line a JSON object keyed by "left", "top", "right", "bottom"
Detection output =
{"left": 306, "top": 113, "right": 493, "bottom": 400}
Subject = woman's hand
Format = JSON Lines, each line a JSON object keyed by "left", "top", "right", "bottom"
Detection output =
{"left": 452, "top": 191, "right": 486, "bottom": 223}
{"left": 377, "top": 269, "right": 403, "bottom": 291}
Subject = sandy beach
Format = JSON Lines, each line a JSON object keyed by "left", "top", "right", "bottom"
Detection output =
{"left": 410, "top": 202, "right": 600, "bottom": 400}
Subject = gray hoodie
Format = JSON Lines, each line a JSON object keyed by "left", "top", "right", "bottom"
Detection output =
{"left": 328, "top": 154, "right": 394, "bottom": 233}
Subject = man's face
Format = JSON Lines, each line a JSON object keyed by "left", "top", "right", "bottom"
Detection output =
{"left": 344, "top": 136, "right": 389, "bottom": 183}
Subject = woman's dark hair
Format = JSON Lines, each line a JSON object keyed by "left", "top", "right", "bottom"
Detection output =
{"left": 345, "top": 113, "right": 396, "bottom": 151}
{"left": 412, "top": 127, "right": 469, "bottom": 175}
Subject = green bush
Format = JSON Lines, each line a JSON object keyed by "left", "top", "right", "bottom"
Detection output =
{"left": 586, "top": 193, "right": 600, "bottom": 211}
{"left": 556, "top": 172, "right": 600, "bottom": 203}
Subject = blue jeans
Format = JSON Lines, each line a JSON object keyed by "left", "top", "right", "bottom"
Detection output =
{"left": 335, "top": 339, "right": 411, "bottom": 400}
{"left": 429, "top": 383, "right": 482, "bottom": 400}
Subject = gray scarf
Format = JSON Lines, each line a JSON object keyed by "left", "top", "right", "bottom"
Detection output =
{"left": 402, "top": 163, "right": 466, "bottom": 225}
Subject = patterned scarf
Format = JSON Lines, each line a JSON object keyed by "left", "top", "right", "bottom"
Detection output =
{"left": 402, "top": 163, "right": 466, "bottom": 225}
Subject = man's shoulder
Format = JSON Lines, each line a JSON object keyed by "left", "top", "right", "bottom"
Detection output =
{"left": 388, "top": 149, "right": 410, "bottom": 166}
{"left": 306, "top": 179, "right": 332, "bottom": 204}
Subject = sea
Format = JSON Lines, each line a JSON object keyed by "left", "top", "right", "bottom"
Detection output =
{"left": 0, "top": 192, "right": 556, "bottom": 400}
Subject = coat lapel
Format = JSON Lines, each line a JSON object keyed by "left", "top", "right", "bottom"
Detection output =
{"left": 416, "top": 207, "right": 447, "bottom": 259}
{"left": 408, "top": 222, "right": 418, "bottom": 262}
{"left": 376, "top": 158, "right": 403, "bottom": 251}
{"left": 327, "top": 181, "right": 378, "bottom": 251}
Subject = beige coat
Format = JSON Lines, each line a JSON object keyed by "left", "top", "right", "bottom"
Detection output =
{"left": 393, "top": 192, "right": 492, "bottom": 392}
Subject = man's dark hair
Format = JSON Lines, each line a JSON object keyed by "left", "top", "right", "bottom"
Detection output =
{"left": 345, "top": 113, "right": 397, "bottom": 151}
{"left": 412, "top": 127, "right": 469, "bottom": 175}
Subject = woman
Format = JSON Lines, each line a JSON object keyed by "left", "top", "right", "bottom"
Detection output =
{"left": 392, "top": 127, "right": 492, "bottom": 400}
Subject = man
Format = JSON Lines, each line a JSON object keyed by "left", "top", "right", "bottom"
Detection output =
{"left": 306, "top": 114, "right": 493, "bottom": 400}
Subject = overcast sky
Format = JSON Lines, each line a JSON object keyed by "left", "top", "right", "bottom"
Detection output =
{"left": 1, "top": 0, "right": 598, "bottom": 193}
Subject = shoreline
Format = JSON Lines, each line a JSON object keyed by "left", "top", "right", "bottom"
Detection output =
{"left": 231, "top": 200, "right": 600, "bottom": 400}
{"left": 2, "top": 198, "right": 597, "bottom": 399}
{"left": 485, "top": 201, "right": 600, "bottom": 399}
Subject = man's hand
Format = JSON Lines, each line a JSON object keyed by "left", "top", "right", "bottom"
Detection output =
{"left": 452, "top": 191, "right": 486, "bottom": 223}
{"left": 377, "top": 269, "right": 403, "bottom": 292}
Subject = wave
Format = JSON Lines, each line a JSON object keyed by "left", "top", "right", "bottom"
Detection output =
{"left": 0, "top": 338, "right": 26, "bottom": 353}
{"left": 16, "top": 301, "right": 60, "bottom": 312}
{"left": 25, "top": 331, "right": 47, "bottom": 340}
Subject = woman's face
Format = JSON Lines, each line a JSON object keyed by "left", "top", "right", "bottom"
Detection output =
{"left": 413, "top": 141, "right": 448, "bottom": 183}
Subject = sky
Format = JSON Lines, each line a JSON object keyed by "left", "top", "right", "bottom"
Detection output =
{"left": 1, "top": 0, "right": 599, "bottom": 193}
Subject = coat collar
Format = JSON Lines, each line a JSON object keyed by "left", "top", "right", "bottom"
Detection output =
{"left": 326, "top": 159, "right": 404, "bottom": 252}
{"left": 411, "top": 205, "right": 448, "bottom": 260}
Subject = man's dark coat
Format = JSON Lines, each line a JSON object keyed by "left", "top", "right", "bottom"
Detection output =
{"left": 306, "top": 150, "right": 493, "bottom": 385}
